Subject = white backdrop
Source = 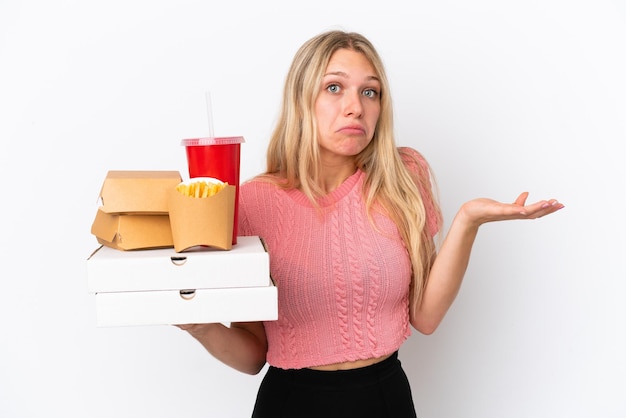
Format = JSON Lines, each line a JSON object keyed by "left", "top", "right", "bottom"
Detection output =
{"left": 1, "top": 1, "right": 625, "bottom": 417}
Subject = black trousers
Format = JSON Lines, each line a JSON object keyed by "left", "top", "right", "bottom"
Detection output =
{"left": 252, "top": 351, "right": 417, "bottom": 418}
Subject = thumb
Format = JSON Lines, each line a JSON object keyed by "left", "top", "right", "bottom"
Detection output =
{"left": 514, "top": 191, "right": 529, "bottom": 206}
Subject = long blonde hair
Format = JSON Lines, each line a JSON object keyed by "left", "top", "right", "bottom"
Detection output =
{"left": 262, "top": 30, "right": 442, "bottom": 309}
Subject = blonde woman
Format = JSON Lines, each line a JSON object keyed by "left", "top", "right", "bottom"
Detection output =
{"left": 178, "top": 30, "right": 564, "bottom": 417}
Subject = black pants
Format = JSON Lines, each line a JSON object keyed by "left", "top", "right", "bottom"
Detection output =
{"left": 252, "top": 351, "right": 417, "bottom": 418}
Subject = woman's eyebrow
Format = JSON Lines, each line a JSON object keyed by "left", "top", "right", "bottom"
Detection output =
{"left": 323, "top": 71, "right": 380, "bottom": 82}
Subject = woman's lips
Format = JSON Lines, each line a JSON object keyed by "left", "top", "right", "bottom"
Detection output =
{"left": 338, "top": 125, "right": 365, "bottom": 135}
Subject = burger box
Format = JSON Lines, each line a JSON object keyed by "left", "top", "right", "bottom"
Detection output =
{"left": 91, "top": 209, "right": 174, "bottom": 251}
{"left": 86, "top": 236, "right": 277, "bottom": 327}
{"left": 97, "top": 170, "right": 183, "bottom": 214}
{"left": 90, "top": 170, "right": 182, "bottom": 251}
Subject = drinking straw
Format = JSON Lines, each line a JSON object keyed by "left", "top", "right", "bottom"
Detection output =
{"left": 205, "top": 91, "right": 215, "bottom": 138}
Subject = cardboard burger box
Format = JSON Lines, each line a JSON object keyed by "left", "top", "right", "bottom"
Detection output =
{"left": 91, "top": 209, "right": 174, "bottom": 251}
{"left": 97, "top": 170, "right": 183, "bottom": 214}
{"left": 91, "top": 170, "right": 237, "bottom": 252}
{"left": 91, "top": 170, "right": 182, "bottom": 250}
{"left": 86, "top": 235, "right": 277, "bottom": 327}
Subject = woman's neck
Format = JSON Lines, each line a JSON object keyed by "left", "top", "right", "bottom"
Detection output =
{"left": 319, "top": 160, "right": 358, "bottom": 194}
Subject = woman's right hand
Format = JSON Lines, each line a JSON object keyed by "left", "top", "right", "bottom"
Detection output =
{"left": 174, "top": 321, "right": 268, "bottom": 375}
{"left": 175, "top": 322, "right": 218, "bottom": 339}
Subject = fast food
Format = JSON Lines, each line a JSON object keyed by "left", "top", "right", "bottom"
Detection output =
{"left": 175, "top": 178, "right": 227, "bottom": 198}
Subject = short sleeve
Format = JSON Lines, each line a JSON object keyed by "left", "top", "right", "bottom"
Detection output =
{"left": 398, "top": 147, "right": 442, "bottom": 237}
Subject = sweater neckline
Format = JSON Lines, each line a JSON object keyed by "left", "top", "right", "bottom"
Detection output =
{"left": 285, "top": 169, "right": 364, "bottom": 207}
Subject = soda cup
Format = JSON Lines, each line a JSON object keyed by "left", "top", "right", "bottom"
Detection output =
{"left": 181, "top": 136, "right": 244, "bottom": 245}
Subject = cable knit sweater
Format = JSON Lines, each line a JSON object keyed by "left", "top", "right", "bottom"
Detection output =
{"left": 238, "top": 147, "right": 440, "bottom": 369}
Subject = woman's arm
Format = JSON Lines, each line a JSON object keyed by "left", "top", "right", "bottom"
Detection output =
{"left": 410, "top": 192, "right": 564, "bottom": 334}
{"left": 176, "top": 321, "right": 267, "bottom": 375}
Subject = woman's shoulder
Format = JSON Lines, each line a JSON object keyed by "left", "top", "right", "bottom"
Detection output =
{"left": 240, "top": 174, "right": 287, "bottom": 201}
{"left": 241, "top": 174, "right": 284, "bottom": 189}
{"left": 397, "top": 146, "right": 431, "bottom": 176}
{"left": 396, "top": 147, "right": 442, "bottom": 235}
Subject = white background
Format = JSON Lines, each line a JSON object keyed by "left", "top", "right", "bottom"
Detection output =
{"left": 1, "top": 1, "right": 625, "bottom": 417}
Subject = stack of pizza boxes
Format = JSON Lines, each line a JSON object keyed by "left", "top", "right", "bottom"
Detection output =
{"left": 87, "top": 170, "right": 277, "bottom": 327}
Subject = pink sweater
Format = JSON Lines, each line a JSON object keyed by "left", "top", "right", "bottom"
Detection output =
{"left": 238, "top": 147, "right": 440, "bottom": 369}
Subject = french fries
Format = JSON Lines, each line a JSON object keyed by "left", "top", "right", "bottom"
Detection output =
{"left": 176, "top": 180, "right": 227, "bottom": 198}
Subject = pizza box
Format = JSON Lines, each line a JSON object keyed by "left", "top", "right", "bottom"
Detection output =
{"left": 93, "top": 283, "right": 277, "bottom": 327}
{"left": 87, "top": 235, "right": 269, "bottom": 292}
{"left": 86, "top": 236, "right": 277, "bottom": 327}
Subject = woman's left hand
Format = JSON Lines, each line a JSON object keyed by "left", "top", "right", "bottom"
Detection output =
{"left": 411, "top": 191, "right": 564, "bottom": 333}
{"left": 460, "top": 192, "right": 565, "bottom": 228}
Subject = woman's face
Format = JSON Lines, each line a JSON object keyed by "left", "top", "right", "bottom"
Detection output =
{"left": 314, "top": 48, "right": 381, "bottom": 162}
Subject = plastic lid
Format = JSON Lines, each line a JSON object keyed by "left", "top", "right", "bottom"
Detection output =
{"left": 180, "top": 136, "right": 245, "bottom": 146}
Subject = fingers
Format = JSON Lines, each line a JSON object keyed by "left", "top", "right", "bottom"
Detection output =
{"left": 521, "top": 199, "right": 565, "bottom": 218}
{"left": 174, "top": 324, "right": 195, "bottom": 331}
{"left": 513, "top": 191, "right": 565, "bottom": 217}
{"left": 513, "top": 191, "right": 529, "bottom": 206}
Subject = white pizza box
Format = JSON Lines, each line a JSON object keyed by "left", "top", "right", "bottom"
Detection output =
{"left": 93, "top": 282, "right": 277, "bottom": 327}
{"left": 87, "top": 235, "right": 269, "bottom": 293}
{"left": 86, "top": 236, "right": 276, "bottom": 327}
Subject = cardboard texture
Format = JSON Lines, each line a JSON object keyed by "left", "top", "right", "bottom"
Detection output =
{"left": 167, "top": 184, "right": 236, "bottom": 252}
{"left": 91, "top": 209, "right": 174, "bottom": 250}
{"left": 93, "top": 285, "right": 277, "bottom": 327}
{"left": 87, "top": 236, "right": 276, "bottom": 326}
{"left": 98, "top": 170, "right": 182, "bottom": 214}
{"left": 87, "top": 236, "right": 270, "bottom": 292}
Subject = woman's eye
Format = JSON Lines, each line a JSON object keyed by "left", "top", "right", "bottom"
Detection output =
{"left": 327, "top": 84, "right": 340, "bottom": 93}
{"left": 363, "top": 89, "right": 378, "bottom": 98}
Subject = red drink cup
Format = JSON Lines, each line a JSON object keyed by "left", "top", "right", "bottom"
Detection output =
{"left": 181, "top": 136, "right": 244, "bottom": 245}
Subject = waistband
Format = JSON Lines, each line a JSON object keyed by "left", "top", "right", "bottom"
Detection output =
{"left": 267, "top": 351, "right": 401, "bottom": 389}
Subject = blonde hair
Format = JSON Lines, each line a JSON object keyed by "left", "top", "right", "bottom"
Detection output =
{"left": 262, "top": 30, "right": 442, "bottom": 310}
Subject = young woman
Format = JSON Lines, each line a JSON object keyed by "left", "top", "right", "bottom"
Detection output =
{"left": 177, "top": 30, "right": 564, "bottom": 417}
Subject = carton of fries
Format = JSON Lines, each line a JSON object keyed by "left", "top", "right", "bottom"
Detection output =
{"left": 167, "top": 177, "right": 236, "bottom": 252}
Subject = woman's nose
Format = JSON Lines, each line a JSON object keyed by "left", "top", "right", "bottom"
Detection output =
{"left": 343, "top": 91, "right": 363, "bottom": 117}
